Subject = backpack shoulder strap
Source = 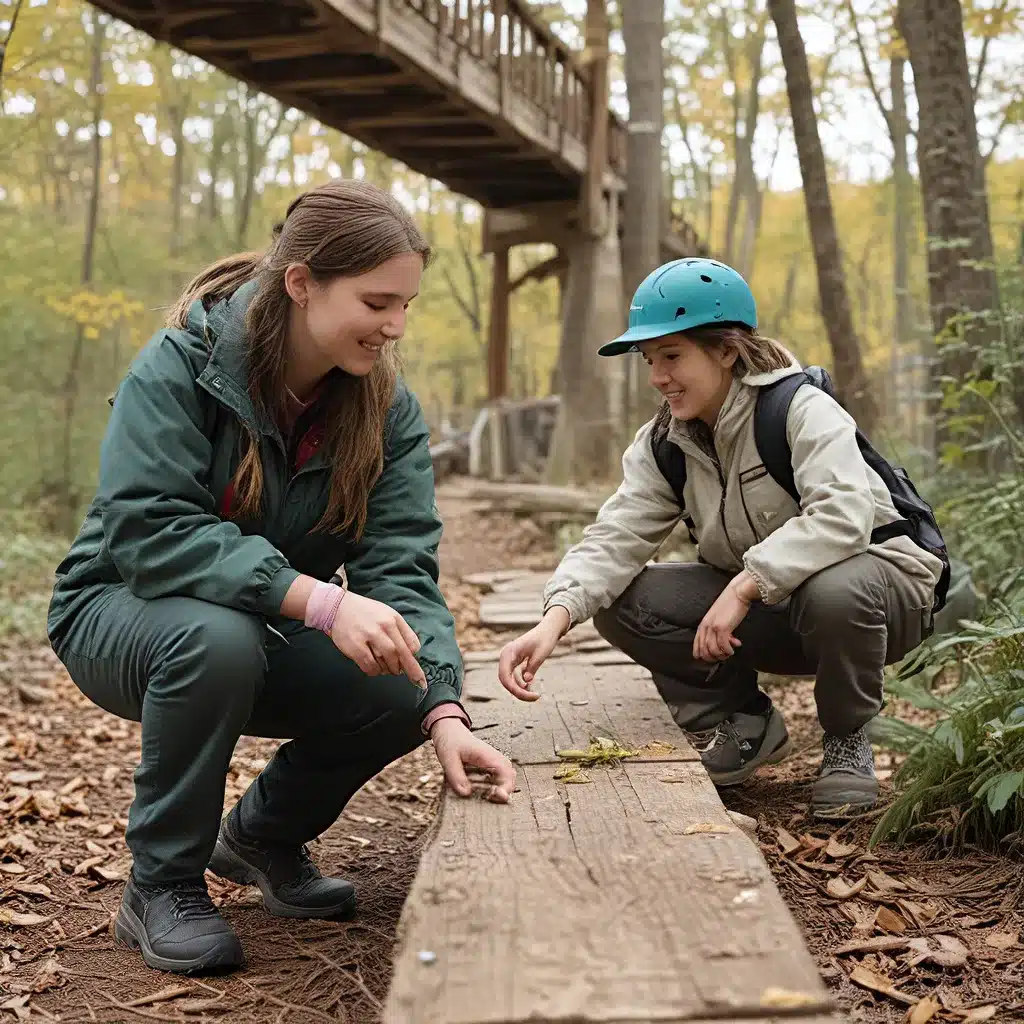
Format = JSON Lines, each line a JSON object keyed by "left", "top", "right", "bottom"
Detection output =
{"left": 753, "top": 370, "right": 813, "bottom": 504}
{"left": 649, "top": 405, "right": 698, "bottom": 542}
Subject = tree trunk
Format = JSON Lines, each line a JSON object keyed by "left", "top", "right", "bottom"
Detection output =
{"left": 58, "top": 8, "right": 104, "bottom": 533}
{"left": 546, "top": 0, "right": 616, "bottom": 484}
{"left": 236, "top": 87, "right": 258, "bottom": 248}
{"left": 897, "top": 0, "right": 999, "bottom": 368}
{"left": 889, "top": 55, "right": 914, "bottom": 351}
{"left": 768, "top": 0, "right": 877, "bottom": 432}
{"left": 621, "top": 0, "right": 664, "bottom": 427}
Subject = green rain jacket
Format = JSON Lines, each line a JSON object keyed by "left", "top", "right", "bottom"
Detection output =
{"left": 47, "top": 281, "right": 463, "bottom": 720}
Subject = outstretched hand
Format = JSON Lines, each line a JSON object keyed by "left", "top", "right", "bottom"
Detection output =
{"left": 431, "top": 718, "right": 517, "bottom": 803}
{"left": 497, "top": 606, "right": 570, "bottom": 701}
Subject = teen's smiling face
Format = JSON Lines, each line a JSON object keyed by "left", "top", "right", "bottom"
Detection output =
{"left": 287, "top": 250, "right": 424, "bottom": 379}
{"left": 639, "top": 333, "right": 738, "bottom": 426}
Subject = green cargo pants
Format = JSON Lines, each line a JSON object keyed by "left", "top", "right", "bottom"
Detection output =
{"left": 52, "top": 585, "right": 427, "bottom": 886}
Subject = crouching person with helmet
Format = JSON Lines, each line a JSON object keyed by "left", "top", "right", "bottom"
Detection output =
{"left": 497, "top": 258, "right": 948, "bottom": 816}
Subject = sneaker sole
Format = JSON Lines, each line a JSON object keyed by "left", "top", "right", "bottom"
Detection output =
{"left": 114, "top": 903, "right": 244, "bottom": 975}
{"left": 208, "top": 838, "right": 357, "bottom": 921}
{"left": 707, "top": 734, "right": 795, "bottom": 788}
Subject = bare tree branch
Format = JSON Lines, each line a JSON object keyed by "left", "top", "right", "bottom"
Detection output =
{"left": 971, "top": 0, "right": 1011, "bottom": 99}
{"left": 0, "top": 0, "right": 27, "bottom": 102}
{"left": 843, "top": 0, "right": 894, "bottom": 135}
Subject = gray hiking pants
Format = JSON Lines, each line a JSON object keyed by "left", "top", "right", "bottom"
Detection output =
{"left": 593, "top": 554, "right": 933, "bottom": 737}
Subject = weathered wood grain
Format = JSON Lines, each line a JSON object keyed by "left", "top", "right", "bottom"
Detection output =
{"left": 384, "top": 757, "right": 834, "bottom": 1023}
{"left": 463, "top": 663, "right": 699, "bottom": 765}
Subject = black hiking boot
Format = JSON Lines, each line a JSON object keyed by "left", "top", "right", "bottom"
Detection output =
{"left": 207, "top": 812, "right": 356, "bottom": 920}
{"left": 688, "top": 706, "right": 793, "bottom": 787}
{"left": 114, "top": 874, "right": 244, "bottom": 975}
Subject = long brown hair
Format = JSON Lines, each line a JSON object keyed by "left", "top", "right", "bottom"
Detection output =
{"left": 167, "top": 180, "right": 431, "bottom": 538}
{"left": 684, "top": 324, "right": 793, "bottom": 375}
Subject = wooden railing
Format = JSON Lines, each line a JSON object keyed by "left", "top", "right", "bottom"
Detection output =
{"left": 394, "top": 0, "right": 627, "bottom": 176}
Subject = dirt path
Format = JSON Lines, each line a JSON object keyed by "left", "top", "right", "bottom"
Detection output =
{"left": 1, "top": 490, "right": 1020, "bottom": 1022}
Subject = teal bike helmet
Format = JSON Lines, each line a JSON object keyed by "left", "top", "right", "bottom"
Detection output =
{"left": 599, "top": 258, "right": 758, "bottom": 356}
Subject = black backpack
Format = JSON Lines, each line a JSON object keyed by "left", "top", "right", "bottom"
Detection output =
{"left": 649, "top": 366, "right": 951, "bottom": 612}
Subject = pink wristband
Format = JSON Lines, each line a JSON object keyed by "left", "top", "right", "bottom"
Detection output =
{"left": 304, "top": 581, "right": 346, "bottom": 634}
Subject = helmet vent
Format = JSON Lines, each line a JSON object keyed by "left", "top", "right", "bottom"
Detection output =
{"left": 700, "top": 274, "right": 712, "bottom": 283}
{"left": 675, "top": 306, "right": 686, "bottom": 318}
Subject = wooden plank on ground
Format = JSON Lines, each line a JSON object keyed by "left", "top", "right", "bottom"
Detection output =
{"left": 385, "top": 660, "right": 836, "bottom": 1024}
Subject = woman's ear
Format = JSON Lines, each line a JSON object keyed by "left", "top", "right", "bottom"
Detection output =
{"left": 719, "top": 342, "right": 740, "bottom": 370}
{"left": 284, "top": 263, "right": 313, "bottom": 308}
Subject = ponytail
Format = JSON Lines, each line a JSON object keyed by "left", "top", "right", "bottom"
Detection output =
{"left": 165, "top": 252, "right": 264, "bottom": 332}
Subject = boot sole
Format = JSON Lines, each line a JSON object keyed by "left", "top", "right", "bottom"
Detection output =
{"left": 208, "top": 838, "right": 357, "bottom": 921}
{"left": 114, "top": 903, "right": 244, "bottom": 975}
{"left": 708, "top": 734, "right": 794, "bottom": 788}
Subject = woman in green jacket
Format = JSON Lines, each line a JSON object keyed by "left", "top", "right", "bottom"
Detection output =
{"left": 47, "top": 180, "right": 514, "bottom": 976}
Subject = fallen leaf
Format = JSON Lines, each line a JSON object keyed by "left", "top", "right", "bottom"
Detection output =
{"left": 0, "top": 907, "right": 58, "bottom": 928}
{"left": 907, "top": 934, "right": 970, "bottom": 969}
{"left": 984, "top": 930, "right": 1018, "bottom": 949}
{"left": 31, "top": 791, "right": 60, "bottom": 821}
{"left": 683, "top": 823, "right": 733, "bottom": 835}
{"left": 899, "top": 899, "right": 939, "bottom": 928}
{"left": 867, "top": 868, "right": 909, "bottom": 892}
{"left": 88, "top": 863, "right": 126, "bottom": 882}
{"left": 776, "top": 827, "right": 802, "bottom": 855}
{"left": 73, "top": 855, "right": 106, "bottom": 876}
{"left": 849, "top": 964, "right": 917, "bottom": 1006}
{"left": 875, "top": 905, "right": 909, "bottom": 934}
{"left": 825, "top": 837, "right": 859, "bottom": 859}
{"left": 908, "top": 994, "right": 942, "bottom": 1024}
{"left": 6, "top": 771, "right": 44, "bottom": 786}
{"left": 827, "top": 875, "right": 867, "bottom": 900}
{"left": 800, "top": 833, "right": 830, "bottom": 851}
{"left": 760, "top": 987, "right": 819, "bottom": 1008}
{"left": 958, "top": 1007, "right": 997, "bottom": 1022}
{"left": 11, "top": 883, "right": 52, "bottom": 899}
{"left": 0, "top": 994, "right": 31, "bottom": 1021}
{"left": 30, "top": 957, "right": 62, "bottom": 994}
{"left": 60, "top": 794, "right": 90, "bottom": 816}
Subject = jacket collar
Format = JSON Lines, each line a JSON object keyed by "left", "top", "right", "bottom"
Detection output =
{"left": 189, "top": 280, "right": 272, "bottom": 437}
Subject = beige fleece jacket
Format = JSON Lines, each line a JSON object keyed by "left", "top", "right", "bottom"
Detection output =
{"left": 543, "top": 357, "right": 944, "bottom": 627}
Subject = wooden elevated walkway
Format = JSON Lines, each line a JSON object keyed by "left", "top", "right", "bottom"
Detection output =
{"left": 384, "top": 572, "right": 843, "bottom": 1024}
{"left": 89, "top": 0, "right": 705, "bottom": 256}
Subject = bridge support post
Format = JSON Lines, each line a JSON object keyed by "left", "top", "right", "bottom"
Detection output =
{"left": 487, "top": 245, "right": 511, "bottom": 401}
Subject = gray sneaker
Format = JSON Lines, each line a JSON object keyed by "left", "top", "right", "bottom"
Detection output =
{"left": 811, "top": 727, "right": 879, "bottom": 816}
{"left": 688, "top": 706, "right": 793, "bottom": 787}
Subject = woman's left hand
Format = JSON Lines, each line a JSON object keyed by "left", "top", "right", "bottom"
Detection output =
{"left": 694, "top": 571, "right": 759, "bottom": 662}
{"left": 430, "top": 718, "right": 517, "bottom": 803}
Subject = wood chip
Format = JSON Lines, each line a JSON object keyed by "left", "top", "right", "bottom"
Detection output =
{"left": 848, "top": 964, "right": 917, "bottom": 1005}
{"left": 827, "top": 875, "right": 867, "bottom": 900}
{"left": 6, "top": 771, "right": 44, "bottom": 785}
{"left": 122, "top": 985, "right": 192, "bottom": 1008}
{"left": 759, "top": 987, "right": 819, "bottom": 1008}
{"left": 957, "top": 1007, "right": 997, "bottom": 1022}
{"left": 907, "top": 934, "right": 970, "bottom": 968}
{"left": 682, "top": 823, "right": 732, "bottom": 835}
{"left": 834, "top": 934, "right": 910, "bottom": 955}
{"left": 776, "top": 827, "right": 802, "bottom": 855}
{"left": 0, "top": 863, "right": 27, "bottom": 875}
{"left": 88, "top": 863, "right": 126, "bottom": 882}
{"left": 909, "top": 994, "right": 942, "bottom": 1024}
{"left": 875, "top": 905, "right": 909, "bottom": 934}
{"left": 31, "top": 791, "right": 60, "bottom": 821}
{"left": 58, "top": 776, "right": 86, "bottom": 796}
{"left": 984, "top": 930, "right": 1019, "bottom": 949}
{"left": 867, "top": 868, "right": 909, "bottom": 892}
